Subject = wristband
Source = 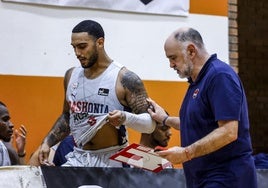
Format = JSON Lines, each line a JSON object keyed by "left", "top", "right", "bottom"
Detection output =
{"left": 18, "top": 151, "right": 26, "bottom": 158}
{"left": 162, "top": 115, "right": 169, "bottom": 126}
{"left": 184, "top": 147, "right": 191, "bottom": 161}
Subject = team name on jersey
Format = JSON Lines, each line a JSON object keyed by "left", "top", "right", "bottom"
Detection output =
{"left": 69, "top": 101, "right": 109, "bottom": 114}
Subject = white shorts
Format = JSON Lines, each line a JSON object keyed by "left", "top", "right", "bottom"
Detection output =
{"left": 62, "top": 143, "right": 128, "bottom": 167}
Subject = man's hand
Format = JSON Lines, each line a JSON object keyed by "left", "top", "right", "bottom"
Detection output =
{"left": 38, "top": 143, "right": 52, "bottom": 165}
{"left": 108, "top": 110, "right": 126, "bottom": 127}
{"left": 147, "top": 98, "right": 168, "bottom": 123}
{"left": 156, "top": 146, "right": 189, "bottom": 164}
{"left": 14, "top": 125, "right": 27, "bottom": 155}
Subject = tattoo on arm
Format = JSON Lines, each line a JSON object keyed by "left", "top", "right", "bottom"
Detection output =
{"left": 121, "top": 71, "right": 149, "bottom": 114}
{"left": 43, "top": 68, "right": 73, "bottom": 147}
{"left": 44, "top": 114, "right": 70, "bottom": 147}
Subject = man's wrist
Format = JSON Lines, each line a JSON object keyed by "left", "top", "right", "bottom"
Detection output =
{"left": 162, "top": 115, "right": 169, "bottom": 126}
{"left": 184, "top": 146, "right": 193, "bottom": 161}
{"left": 120, "top": 111, "right": 126, "bottom": 124}
{"left": 18, "top": 151, "right": 26, "bottom": 157}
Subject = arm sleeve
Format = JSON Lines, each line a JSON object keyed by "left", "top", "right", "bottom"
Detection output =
{"left": 123, "top": 112, "right": 156, "bottom": 134}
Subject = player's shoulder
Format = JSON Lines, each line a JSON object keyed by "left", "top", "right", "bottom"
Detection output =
{"left": 64, "top": 67, "right": 76, "bottom": 77}
{"left": 119, "top": 67, "right": 142, "bottom": 82}
{"left": 63, "top": 66, "right": 81, "bottom": 88}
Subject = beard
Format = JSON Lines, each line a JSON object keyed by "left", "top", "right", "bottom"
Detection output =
{"left": 2, "top": 136, "right": 11, "bottom": 142}
{"left": 178, "top": 57, "right": 193, "bottom": 79}
{"left": 82, "top": 46, "right": 99, "bottom": 69}
{"left": 155, "top": 139, "right": 168, "bottom": 147}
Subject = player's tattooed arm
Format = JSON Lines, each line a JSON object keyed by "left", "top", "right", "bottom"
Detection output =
{"left": 121, "top": 70, "right": 150, "bottom": 114}
{"left": 42, "top": 113, "right": 70, "bottom": 147}
{"left": 42, "top": 68, "right": 73, "bottom": 147}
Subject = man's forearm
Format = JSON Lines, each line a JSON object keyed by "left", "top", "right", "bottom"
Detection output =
{"left": 186, "top": 121, "right": 238, "bottom": 160}
{"left": 42, "top": 114, "right": 70, "bottom": 147}
{"left": 164, "top": 116, "right": 180, "bottom": 130}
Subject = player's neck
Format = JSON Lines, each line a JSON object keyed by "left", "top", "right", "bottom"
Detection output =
{"left": 83, "top": 60, "right": 112, "bottom": 79}
{"left": 140, "top": 136, "right": 157, "bottom": 149}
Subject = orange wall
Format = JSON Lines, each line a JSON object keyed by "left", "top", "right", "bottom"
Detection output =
{"left": 190, "top": 0, "right": 228, "bottom": 16}
{"left": 0, "top": 75, "right": 64, "bottom": 160}
{"left": 0, "top": 75, "right": 188, "bottom": 164}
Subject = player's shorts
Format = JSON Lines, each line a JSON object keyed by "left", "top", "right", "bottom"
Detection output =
{"left": 61, "top": 143, "right": 128, "bottom": 167}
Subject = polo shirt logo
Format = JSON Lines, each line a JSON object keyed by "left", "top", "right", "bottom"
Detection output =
{"left": 193, "top": 88, "right": 199, "bottom": 99}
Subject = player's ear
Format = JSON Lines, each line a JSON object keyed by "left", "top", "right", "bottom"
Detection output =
{"left": 96, "top": 37, "right": 104, "bottom": 48}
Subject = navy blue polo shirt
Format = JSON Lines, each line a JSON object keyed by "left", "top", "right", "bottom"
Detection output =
{"left": 180, "top": 54, "right": 257, "bottom": 187}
